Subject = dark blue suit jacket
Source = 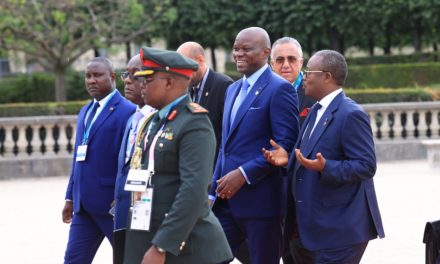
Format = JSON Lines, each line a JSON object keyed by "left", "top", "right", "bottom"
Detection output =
{"left": 65, "top": 90, "right": 135, "bottom": 215}
{"left": 286, "top": 92, "right": 385, "bottom": 251}
{"left": 210, "top": 67, "right": 299, "bottom": 218}
{"left": 113, "top": 114, "right": 134, "bottom": 229}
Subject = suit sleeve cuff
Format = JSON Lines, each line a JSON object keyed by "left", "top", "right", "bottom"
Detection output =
{"left": 208, "top": 195, "right": 216, "bottom": 201}
{"left": 239, "top": 166, "right": 251, "bottom": 184}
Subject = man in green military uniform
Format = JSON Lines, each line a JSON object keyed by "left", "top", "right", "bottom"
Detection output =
{"left": 122, "top": 47, "right": 232, "bottom": 264}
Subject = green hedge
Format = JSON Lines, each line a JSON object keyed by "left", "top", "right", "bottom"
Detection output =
{"left": 0, "top": 100, "right": 88, "bottom": 117}
{"left": 345, "top": 88, "right": 433, "bottom": 104}
{"left": 345, "top": 62, "right": 440, "bottom": 88}
{"left": 226, "top": 62, "right": 440, "bottom": 89}
{"left": 0, "top": 71, "right": 125, "bottom": 103}
{"left": 0, "top": 87, "right": 436, "bottom": 117}
{"left": 346, "top": 52, "right": 440, "bottom": 65}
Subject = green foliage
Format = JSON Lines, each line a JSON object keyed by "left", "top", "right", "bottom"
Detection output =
{"left": 0, "top": 100, "right": 88, "bottom": 117}
{"left": 346, "top": 52, "right": 440, "bottom": 65}
{"left": 0, "top": 71, "right": 126, "bottom": 103}
{"left": 345, "top": 88, "right": 433, "bottom": 104}
{"left": 346, "top": 62, "right": 440, "bottom": 88}
{"left": 0, "top": 0, "right": 174, "bottom": 101}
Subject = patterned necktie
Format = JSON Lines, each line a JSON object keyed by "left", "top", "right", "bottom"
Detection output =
{"left": 126, "top": 110, "right": 144, "bottom": 161}
{"left": 84, "top": 102, "right": 100, "bottom": 131}
{"left": 299, "top": 103, "right": 322, "bottom": 150}
{"left": 230, "top": 80, "right": 250, "bottom": 126}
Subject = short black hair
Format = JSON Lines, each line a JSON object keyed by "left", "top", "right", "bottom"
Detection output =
{"left": 314, "top": 50, "right": 347, "bottom": 86}
{"left": 88, "top": 57, "right": 115, "bottom": 74}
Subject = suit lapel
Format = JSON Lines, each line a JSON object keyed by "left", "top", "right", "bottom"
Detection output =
{"left": 120, "top": 115, "right": 133, "bottom": 166}
{"left": 222, "top": 80, "right": 241, "bottom": 138}
{"left": 227, "top": 68, "right": 271, "bottom": 141}
{"left": 88, "top": 90, "right": 121, "bottom": 143}
{"left": 78, "top": 101, "right": 92, "bottom": 135}
{"left": 291, "top": 92, "right": 344, "bottom": 175}
{"left": 199, "top": 71, "right": 213, "bottom": 106}
{"left": 288, "top": 111, "right": 311, "bottom": 175}
{"left": 302, "top": 92, "right": 344, "bottom": 158}
{"left": 298, "top": 83, "right": 306, "bottom": 111}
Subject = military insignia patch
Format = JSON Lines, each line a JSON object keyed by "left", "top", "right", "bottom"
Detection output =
{"left": 187, "top": 102, "right": 209, "bottom": 114}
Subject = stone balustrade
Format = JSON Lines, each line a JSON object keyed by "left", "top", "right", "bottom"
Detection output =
{"left": 362, "top": 101, "right": 440, "bottom": 141}
{"left": 0, "top": 101, "right": 439, "bottom": 178}
{"left": 0, "top": 115, "right": 77, "bottom": 158}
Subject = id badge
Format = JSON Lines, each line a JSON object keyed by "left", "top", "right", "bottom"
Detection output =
{"left": 76, "top": 145, "right": 88, "bottom": 162}
{"left": 124, "top": 169, "right": 151, "bottom": 192}
{"left": 130, "top": 188, "right": 154, "bottom": 231}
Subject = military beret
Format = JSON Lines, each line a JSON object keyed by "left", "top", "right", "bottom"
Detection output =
{"left": 134, "top": 47, "right": 199, "bottom": 78}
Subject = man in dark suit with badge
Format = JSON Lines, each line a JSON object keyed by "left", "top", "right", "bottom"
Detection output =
{"left": 270, "top": 37, "right": 315, "bottom": 126}
{"left": 270, "top": 36, "right": 316, "bottom": 264}
{"left": 209, "top": 27, "right": 299, "bottom": 264}
{"left": 264, "top": 50, "right": 385, "bottom": 264}
{"left": 122, "top": 47, "right": 232, "bottom": 264}
{"left": 62, "top": 57, "right": 135, "bottom": 264}
{"left": 177, "top": 41, "right": 233, "bottom": 158}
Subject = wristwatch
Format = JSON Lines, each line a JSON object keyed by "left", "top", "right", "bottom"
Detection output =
{"left": 155, "top": 245, "right": 166, "bottom": 254}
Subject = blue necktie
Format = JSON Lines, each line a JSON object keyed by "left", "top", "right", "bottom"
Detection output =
{"left": 230, "top": 80, "right": 250, "bottom": 126}
{"left": 299, "top": 103, "right": 322, "bottom": 150}
{"left": 126, "top": 110, "right": 144, "bottom": 161}
{"left": 84, "top": 102, "right": 100, "bottom": 131}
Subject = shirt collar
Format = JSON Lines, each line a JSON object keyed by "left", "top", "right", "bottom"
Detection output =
{"left": 243, "top": 64, "right": 269, "bottom": 87}
{"left": 157, "top": 94, "right": 187, "bottom": 120}
{"left": 139, "top": 104, "right": 156, "bottom": 116}
{"left": 199, "top": 67, "right": 210, "bottom": 90}
{"left": 94, "top": 89, "right": 116, "bottom": 107}
{"left": 318, "top": 88, "right": 343, "bottom": 109}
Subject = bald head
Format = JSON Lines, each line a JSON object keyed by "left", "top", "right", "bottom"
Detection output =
{"left": 237, "top": 27, "right": 271, "bottom": 49}
{"left": 128, "top": 54, "right": 142, "bottom": 68}
{"left": 233, "top": 27, "right": 271, "bottom": 76}
{"left": 177, "top": 41, "right": 207, "bottom": 87}
{"left": 177, "top": 42, "right": 205, "bottom": 59}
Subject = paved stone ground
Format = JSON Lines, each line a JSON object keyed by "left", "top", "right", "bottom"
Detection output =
{"left": 0, "top": 160, "right": 438, "bottom": 264}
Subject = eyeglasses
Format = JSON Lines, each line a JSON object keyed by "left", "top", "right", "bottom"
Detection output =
{"left": 274, "top": 56, "right": 300, "bottom": 65}
{"left": 304, "top": 70, "right": 330, "bottom": 78}
{"left": 120, "top": 71, "right": 135, "bottom": 80}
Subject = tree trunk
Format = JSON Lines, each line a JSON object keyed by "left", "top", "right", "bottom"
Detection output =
{"left": 368, "top": 36, "right": 375, "bottom": 56}
{"left": 384, "top": 22, "right": 392, "bottom": 55}
{"left": 55, "top": 67, "right": 67, "bottom": 102}
{"left": 328, "top": 27, "right": 343, "bottom": 53}
{"left": 307, "top": 34, "right": 313, "bottom": 57}
{"left": 434, "top": 43, "right": 438, "bottom": 51}
{"left": 413, "top": 17, "right": 422, "bottom": 52}
{"left": 210, "top": 47, "right": 217, "bottom": 71}
{"left": 125, "top": 41, "right": 131, "bottom": 62}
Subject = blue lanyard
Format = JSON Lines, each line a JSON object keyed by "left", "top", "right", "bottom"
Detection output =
{"left": 292, "top": 71, "right": 303, "bottom": 91}
{"left": 82, "top": 90, "right": 117, "bottom": 145}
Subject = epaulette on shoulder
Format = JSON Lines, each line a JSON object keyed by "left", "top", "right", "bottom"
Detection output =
{"left": 187, "top": 102, "right": 209, "bottom": 114}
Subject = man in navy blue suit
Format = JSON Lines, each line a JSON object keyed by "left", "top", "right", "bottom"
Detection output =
{"left": 209, "top": 27, "right": 299, "bottom": 264}
{"left": 264, "top": 50, "right": 385, "bottom": 264}
{"left": 62, "top": 57, "right": 135, "bottom": 264}
{"left": 112, "top": 54, "right": 155, "bottom": 263}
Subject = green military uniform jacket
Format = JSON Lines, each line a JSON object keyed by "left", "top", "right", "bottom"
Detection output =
{"left": 124, "top": 96, "right": 232, "bottom": 264}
